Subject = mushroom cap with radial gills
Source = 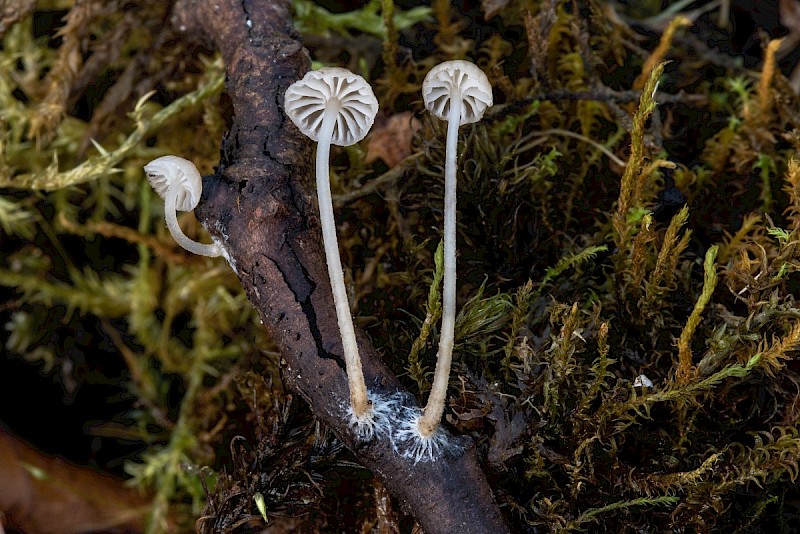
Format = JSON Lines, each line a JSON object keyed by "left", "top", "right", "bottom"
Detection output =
{"left": 422, "top": 60, "right": 493, "bottom": 125}
{"left": 143, "top": 155, "right": 203, "bottom": 212}
{"left": 284, "top": 67, "right": 379, "bottom": 147}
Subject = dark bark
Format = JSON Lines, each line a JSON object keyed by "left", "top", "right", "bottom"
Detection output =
{"left": 172, "top": 1, "right": 508, "bottom": 533}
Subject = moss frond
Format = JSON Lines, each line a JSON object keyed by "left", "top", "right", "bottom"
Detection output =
{"left": 1, "top": 60, "right": 225, "bottom": 191}
{"left": 675, "top": 245, "right": 719, "bottom": 384}
{"left": 642, "top": 205, "right": 692, "bottom": 313}
{"left": 540, "top": 244, "right": 608, "bottom": 290}
{"left": 566, "top": 496, "right": 679, "bottom": 531}
{"left": 754, "top": 321, "right": 800, "bottom": 378}
{"left": 292, "top": 0, "right": 431, "bottom": 40}
{"left": 612, "top": 61, "right": 666, "bottom": 263}
{"left": 407, "top": 240, "right": 444, "bottom": 392}
{"left": 632, "top": 15, "right": 690, "bottom": 90}
{"left": 0, "top": 196, "right": 36, "bottom": 238}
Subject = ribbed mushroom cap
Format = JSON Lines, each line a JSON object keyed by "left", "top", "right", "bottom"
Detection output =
{"left": 422, "top": 60, "right": 493, "bottom": 126}
{"left": 284, "top": 67, "right": 379, "bottom": 147}
{"left": 144, "top": 155, "right": 202, "bottom": 212}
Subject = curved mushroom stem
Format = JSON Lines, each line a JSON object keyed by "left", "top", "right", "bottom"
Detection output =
{"left": 418, "top": 92, "right": 462, "bottom": 437}
{"left": 164, "top": 184, "right": 222, "bottom": 257}
{"left": 317, "top": 102, "right": 371, "bottom": 420}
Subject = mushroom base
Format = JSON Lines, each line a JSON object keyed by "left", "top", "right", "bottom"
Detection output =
{"left": 345, "top": 390, "right": 401, "bottom": 442}
{"left": 392, "top": 404, "right": 461, "bottom": 464}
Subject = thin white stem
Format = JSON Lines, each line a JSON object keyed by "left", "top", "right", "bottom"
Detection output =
{"left": 164, "top": 184, "right": 221, "bottom": 257}
{"left": 419, "top": 93, "right": 461, "bottom": 437}
{"left": 316, "top": 102, "right": 371, "bottom": 419}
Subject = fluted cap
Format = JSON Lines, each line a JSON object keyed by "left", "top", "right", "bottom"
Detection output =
{"left": 422, "top": 60, "right": 493, "bottom": 125}
{"left": 144, "top": 155, "right": 202, "bottom": 212}
{"left": 284, "top": 67, "right": 379, "bottom": 147}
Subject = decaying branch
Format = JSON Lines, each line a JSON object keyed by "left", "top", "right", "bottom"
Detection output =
{"left": 171, "top": 1, "right": 508, "bottom": 532}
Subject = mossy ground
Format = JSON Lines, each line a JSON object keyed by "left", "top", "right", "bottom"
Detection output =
{"left": 2, "top": 1, "right": 800, "bottom": 532}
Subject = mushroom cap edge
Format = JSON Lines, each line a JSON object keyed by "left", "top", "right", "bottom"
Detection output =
{"left": 143, "top": 155, "right": 203, "bottom": 212}
{"left": 422, "top": 60, "right": 493, "bottom": 126}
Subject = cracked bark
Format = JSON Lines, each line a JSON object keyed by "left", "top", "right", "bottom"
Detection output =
{"left": 172, "top": 1, "right": 509, "bottom": 532}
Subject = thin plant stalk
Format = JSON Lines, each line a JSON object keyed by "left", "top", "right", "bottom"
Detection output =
{"left": 316, "top": 101, "right": 370, "bottom": 418}
{"left": 164, "top": 184, "right": 220, "bottom": 257}
{"left": 419, "top": 92, "right": 461, "bottom": 436}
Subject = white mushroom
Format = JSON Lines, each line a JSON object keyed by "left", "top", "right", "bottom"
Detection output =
{"left": 417, "top": 60, "right": 493, "bottom": 438}
{"left": 143, "top": 155, "right": 222, "bottom": 257}
{"left": 284, "top": 67, "right": 380, "bottom": 438}
{"left": 633, "top": 374, "right": 654, "bottom": 388}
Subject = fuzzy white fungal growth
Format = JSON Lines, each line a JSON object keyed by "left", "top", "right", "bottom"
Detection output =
{"left": 392, "top": 403, "right": 460, "bottom": 463}
{"left": 345, "top": 391, "right": 401, "bottom": 441}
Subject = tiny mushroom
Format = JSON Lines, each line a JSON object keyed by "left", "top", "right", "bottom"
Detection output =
{"left": 633, "top": 374, "right": 654, "bottom": 388}
{"left": 143, "top": 155, "right": 222, "bottom": 258}
{"left": 417, "top": 60, "right": 493, "bottom": 441}
{"left": 284, "top": 67, "right": 382, "bottom": 439}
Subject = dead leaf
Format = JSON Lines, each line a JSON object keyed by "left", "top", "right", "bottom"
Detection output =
{"left": 372, "top": 477, "right": 400, "bottom": 534}
{"left": 0, "top": 428, "right": 150, "bottom": 534}
{"left": 365, "top": 112, "right": 421, "bottom": 168}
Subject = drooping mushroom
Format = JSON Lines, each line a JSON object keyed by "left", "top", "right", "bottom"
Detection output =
{"left": 284, "top": 67, "right": 384, "bottom": 439}
{"left": 414, "top": 60, "right": 493, "bottom": 446}
{"left": 143, "top": 155, "right": 222, "bottom": 258}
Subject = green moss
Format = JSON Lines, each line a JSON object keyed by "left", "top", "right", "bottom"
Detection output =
{"left": 291, "top": 0, "right": 431, "bottom": 40}
{"left": 3, "top": 1, "right": 800, "bottom": 532}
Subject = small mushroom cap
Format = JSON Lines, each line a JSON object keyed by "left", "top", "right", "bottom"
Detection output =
{"left": 143, "top": 155, "right": 202, "bottom": 212}
{"left": 422, "top": 60, "right": 493, "bottom": 126}
{"left": 284, "top": 67, "right": 379, "bottom": 147}
{"left": 633, "top": 374, "right": 654, "bottom": 388}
